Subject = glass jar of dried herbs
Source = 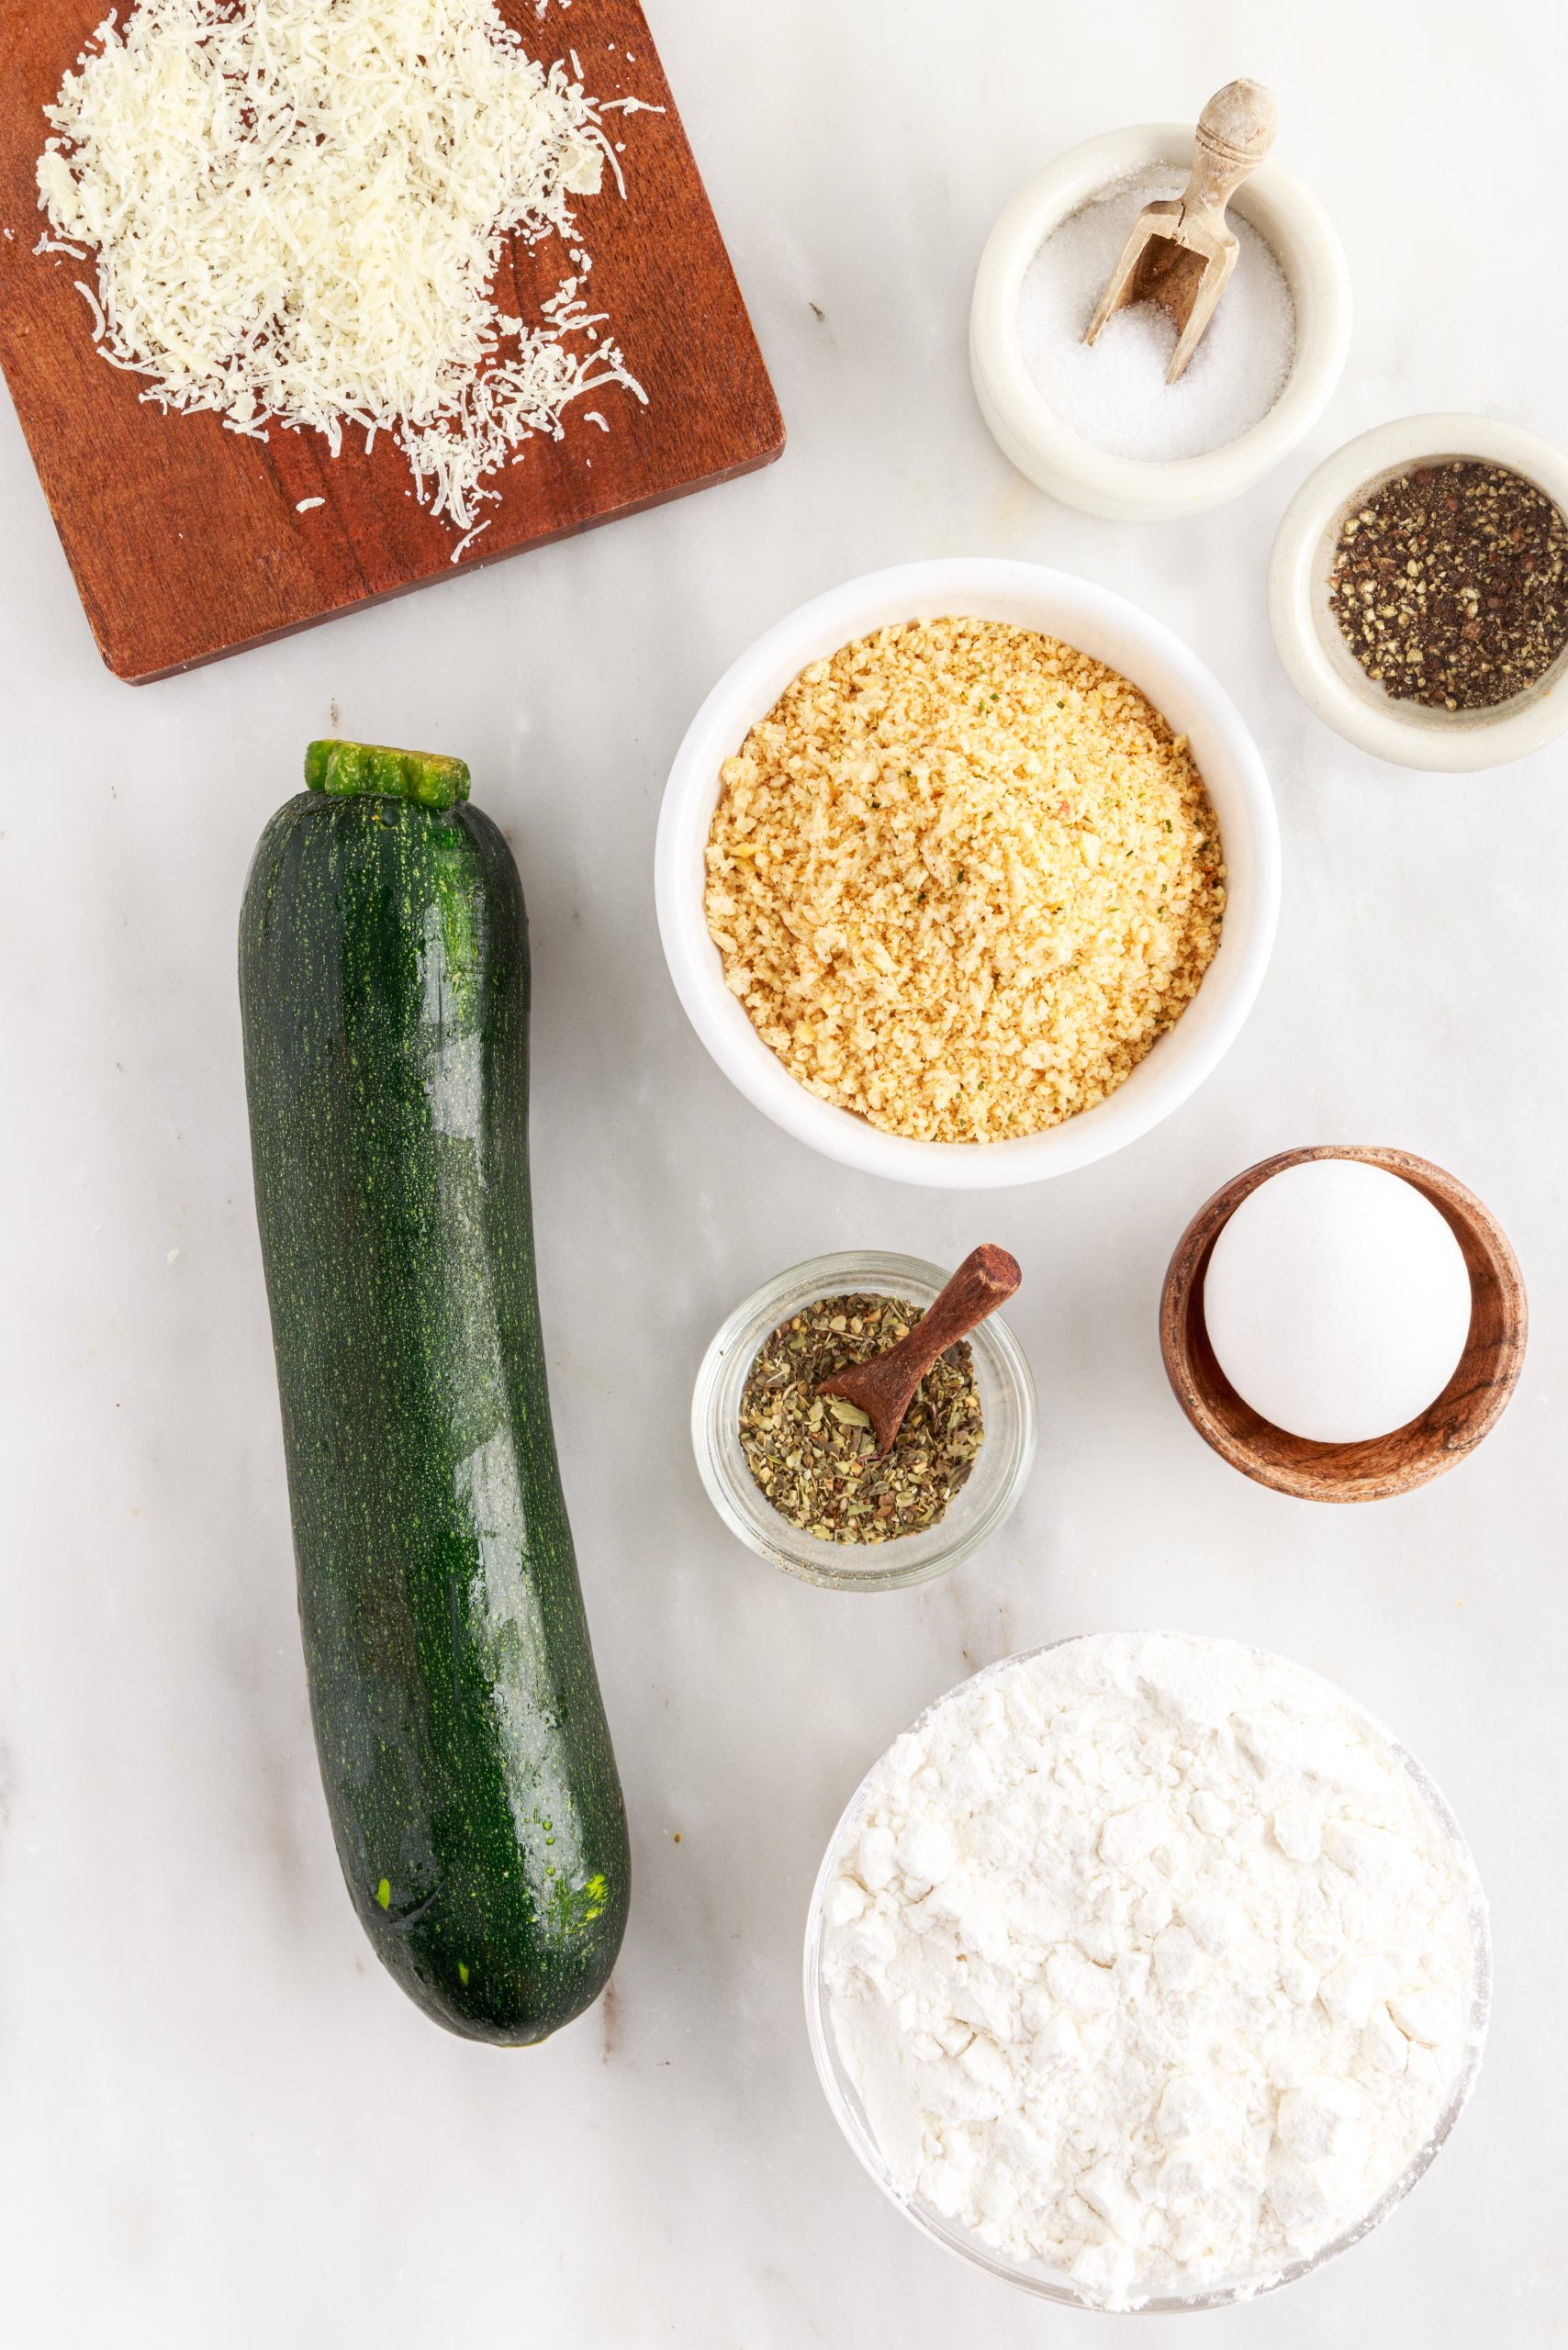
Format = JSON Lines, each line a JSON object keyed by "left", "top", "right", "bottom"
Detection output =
{"left": 738, "top": 1292, "right": 984, "bottom": 1544}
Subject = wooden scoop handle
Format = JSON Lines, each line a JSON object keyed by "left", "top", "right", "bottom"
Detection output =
{"left": 817, "top": 1246, "right": 1022, "bottom": 1459}
{"left": 1182, "top": 79, "right": 1278, "bottom": 230}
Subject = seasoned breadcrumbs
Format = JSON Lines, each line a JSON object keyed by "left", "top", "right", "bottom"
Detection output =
{"left": 704, "top": 618, "right": 1226, "bottom": 1145}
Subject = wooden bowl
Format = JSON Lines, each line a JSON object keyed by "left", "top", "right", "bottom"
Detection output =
{"left": 1160, "top": 1146, "right": 1528, "bottom": 1504}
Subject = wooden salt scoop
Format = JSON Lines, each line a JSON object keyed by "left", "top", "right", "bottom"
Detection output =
{"left": 1084, "top": 79, "right": 1279, "bottom": 384}
{"left": 818, "top": 1247, "right": 1022, "bottom": 1458}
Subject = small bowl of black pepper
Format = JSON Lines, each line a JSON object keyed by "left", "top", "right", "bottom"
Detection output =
{"left": 1269, "top": 412, "right": 1568, "bottom": 769}
{"left": 691, "top": 1251, "right": 1036, "bottom": 1590}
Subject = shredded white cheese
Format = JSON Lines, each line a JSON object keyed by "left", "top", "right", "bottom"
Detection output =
{"left": 73, "top": 276, "right": 106, "bottom": 339}
{"left": 36, "top": 0, "right": 646, "bottom": 529}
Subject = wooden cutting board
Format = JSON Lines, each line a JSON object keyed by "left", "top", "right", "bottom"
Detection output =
{"left": 0, "top": 0, "right": 784, "bottom": 683}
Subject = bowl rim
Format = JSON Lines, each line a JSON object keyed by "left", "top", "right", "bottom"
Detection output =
{"left": 969, "top": 123, "right": 1352, "bottom": 521}
{"left": 689, "top": 1248, "right": 1037, "bottom": 1590}
{"left": 655, "top": 557, "right": 1282, "bottom": 1191}
{"left": 1267, "top": 412, "right": 1568, "bottom": 770}
{"left": 802, "top": 1629, "right": 1493, "bottom": 2313}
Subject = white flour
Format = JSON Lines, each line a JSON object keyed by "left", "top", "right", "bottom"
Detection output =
{"left": 821, "top": 1633, "right": 1484, "bottom": 2309}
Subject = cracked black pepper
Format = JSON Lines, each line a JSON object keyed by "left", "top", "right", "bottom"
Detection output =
{"left": 1327, "top": 460, "right": 1568, "bottom": 711}
{"left": 738, "top": 1292, "right": 983, "bottom": 1543}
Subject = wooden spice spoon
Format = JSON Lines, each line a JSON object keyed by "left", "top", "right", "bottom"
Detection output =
{"left": 818, "top": 1247, "right": 1022, "bottom": 1458}
{"left": 1084, "top": 78, "right": 1278, "bottom": 383}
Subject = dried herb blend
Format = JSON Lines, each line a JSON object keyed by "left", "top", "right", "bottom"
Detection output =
{"left": 738, "top": 1293, "right": 983, "bottom": 1544}
{"left": 1327, "top": 461, "right": 1568, "bottom": 711}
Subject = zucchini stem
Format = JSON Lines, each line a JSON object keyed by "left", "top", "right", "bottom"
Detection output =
{"left": 306, "top": 739, "right": 471, "bottom": 811}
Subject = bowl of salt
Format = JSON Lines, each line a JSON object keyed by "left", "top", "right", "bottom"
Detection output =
{"left": 970, "top": 111, "right": 1350, "bottom": 520}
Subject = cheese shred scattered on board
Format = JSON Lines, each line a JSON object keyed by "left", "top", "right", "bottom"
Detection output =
{"left": 36, "top": 0, "right": 646, "bottom": 528}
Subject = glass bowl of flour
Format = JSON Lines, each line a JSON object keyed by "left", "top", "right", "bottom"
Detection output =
{"left": 804, "top": 1632, "right": 1490, "bottom": 2311}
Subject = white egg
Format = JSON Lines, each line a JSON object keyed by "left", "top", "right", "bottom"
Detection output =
{"left": 1202, "top": 1160, "right": 1473, "bottom": 1445}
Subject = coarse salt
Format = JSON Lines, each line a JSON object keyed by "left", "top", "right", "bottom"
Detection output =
{"left": 1018, "top": 173, "right": 1295, "bottom": 463}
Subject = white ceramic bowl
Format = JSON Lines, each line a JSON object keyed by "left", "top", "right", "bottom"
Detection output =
{"left": 655, "top": 559, "right": 1281, "bottom": 1190}
{"left": 969, "top": 125, "right": 1351, "bottom": 522}
{"left": 1269, "top": 413, "right": 1568, "bottom": 771}
{"left": 805, "top": 1634, "right": 1492, "bottom": 2311}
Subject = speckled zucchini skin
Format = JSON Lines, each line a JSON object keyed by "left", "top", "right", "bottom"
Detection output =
{"left": 240, "top": 782, "right": 629, "bottom": 2044}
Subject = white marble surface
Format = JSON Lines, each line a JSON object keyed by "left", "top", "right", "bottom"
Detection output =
{"left": 3, "top": 2, "right": 1565, "bottom": 2341}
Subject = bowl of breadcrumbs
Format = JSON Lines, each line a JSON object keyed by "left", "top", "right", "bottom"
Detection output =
{"left": 656, "top": 561, "right": 1280, "bottom": 1186}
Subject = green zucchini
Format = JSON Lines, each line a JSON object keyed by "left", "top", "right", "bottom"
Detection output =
{"left": 240, "top": 739, "right": 629, "bottom": 2044}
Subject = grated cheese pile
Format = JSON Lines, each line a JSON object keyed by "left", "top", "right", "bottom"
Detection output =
{"left": 36, "top": 0, "right": 645, "bottom": 528}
